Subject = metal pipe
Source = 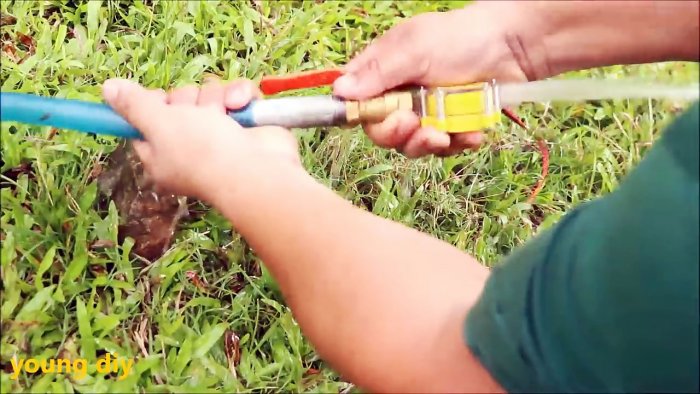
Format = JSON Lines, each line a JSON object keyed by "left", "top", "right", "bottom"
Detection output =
{"left": 234, "top": 96, "right": 348, "bottom": 129}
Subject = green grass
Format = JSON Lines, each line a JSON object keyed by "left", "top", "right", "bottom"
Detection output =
{"left": 1, "top": 0, "right": 698, "bottom": 392}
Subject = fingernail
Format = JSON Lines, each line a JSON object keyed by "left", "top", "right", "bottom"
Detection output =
{"left": 102, "top": 79, "right": 118, "bottom": 103}
{"left": 225, "top": 82, "right": 251, "bottom": 108}
{"left": 333, "top": 74, "right": 358, "bottom": 95}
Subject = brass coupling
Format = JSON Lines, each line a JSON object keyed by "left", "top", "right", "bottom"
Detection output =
{"left": 344, "top": 91, "right": 415, "bottom": 125}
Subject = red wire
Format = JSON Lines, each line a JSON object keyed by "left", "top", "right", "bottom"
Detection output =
{"left": 259, "top": 69, "right": 344, "bottom": 95}
{"left": 502, "top": 107, "right": 549, "bottom": 204}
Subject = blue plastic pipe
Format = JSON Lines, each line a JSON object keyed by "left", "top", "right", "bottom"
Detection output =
{"left": 0, "top": 91, "right": 348, "bottom": 138}
{"left": 1, "top": 92, "right": 143, "bottom": 138}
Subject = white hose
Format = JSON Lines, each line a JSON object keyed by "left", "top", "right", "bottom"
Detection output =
{"left": 498, "top": 78, "right": 700, "bottom": 107}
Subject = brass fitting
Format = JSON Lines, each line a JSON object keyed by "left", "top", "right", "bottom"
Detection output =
{"left": 344, "top": 91, "right": 415, "bottom": 125}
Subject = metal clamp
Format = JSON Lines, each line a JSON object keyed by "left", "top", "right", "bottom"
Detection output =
{"left": 418, "top": 82, "right": 502, "bottom": 133}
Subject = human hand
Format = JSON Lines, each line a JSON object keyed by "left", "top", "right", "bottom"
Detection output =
{"left": 101, "top": 77, "right": 303, "bottom": 203}
{"left": 333, "top": 1, "right": 546, "bottom": 158}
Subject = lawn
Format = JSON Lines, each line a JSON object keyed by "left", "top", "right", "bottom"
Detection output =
{"left": 1, "top": 0, "right": 698, "bottom": 393}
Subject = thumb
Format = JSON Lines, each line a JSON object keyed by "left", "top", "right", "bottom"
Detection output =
{"left": 102, "top": 78, "right": 170, "bottom": 140}
{"left": 333, "top": 37, "right": 428, "bottom": 100}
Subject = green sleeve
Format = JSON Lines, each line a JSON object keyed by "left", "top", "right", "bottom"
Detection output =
{"left": 465, "top": 102, "right": 699, "bottom": 393}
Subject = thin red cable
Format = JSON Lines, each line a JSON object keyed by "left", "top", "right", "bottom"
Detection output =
{"left": 528, "top": 139, "right": 549, "bottom": 204}
{"left": 259, "top": 69, "right": 344, "bottom": 95}
{"left": 502, "top": 107, "right": 549, "bottom": 204}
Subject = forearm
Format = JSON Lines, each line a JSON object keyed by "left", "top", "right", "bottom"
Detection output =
{"left": 516, "top": 0, "right": 699, "bottom": 78}
{"left": 211, "top": 166, "right": 502, "bottom": 393}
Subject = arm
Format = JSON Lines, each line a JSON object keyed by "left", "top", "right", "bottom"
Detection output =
{"left": 518, "top": 0, "right": 700, "bottom": 79}
{"left": 330, "top": 0, "right": 699, "bottom": 158}
{"left": 100, "top": 76, "right": 504, "bottom": 393}
{"left": 211, "top": 165, "right": 504, "bottom": 393}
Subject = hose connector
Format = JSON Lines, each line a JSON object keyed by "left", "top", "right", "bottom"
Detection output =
{"left": 344, "top": 91, "right": 416, "bottom": 125}
{"left": 342, "top": 82, "right": 502, "bottom": 133}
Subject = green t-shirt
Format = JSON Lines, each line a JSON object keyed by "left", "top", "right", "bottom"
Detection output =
{"left": 465, "top": 101, "right": 699, "bottom": 393}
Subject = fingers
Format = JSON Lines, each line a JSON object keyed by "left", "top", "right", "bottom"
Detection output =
{"left": 197, "top": 77, "right": 227, "bottom": 112}
{"left": 430, "top": 132, "right": 485, "bottom": 157}
{"left": 401, "top": 127, "right": 451, "bottom": 158}
{"left": 333, "top": 20, "right": 429, "bottom": 100}
{"left": 167, "top": 86, "right": 199, "bottom": 105}
{"left": 395, "top": 129, "right": 485, "bottom": 158}
{"left": 362, "top": 111, "right": 486, "bottom": 157}
{"left": 363, "top": 110, "right": 420, "bottom": 149}
{"left": 102, "top": 78, "right": 171, "bottom": 140}
{"left": 224, "top": 80, "right": 262, "bottom": 109}
{"left": 165, "top": 79, "right": 261, "bottom": 114}
{"left": 450, "top": 132, "right": 484, "bottom": 151}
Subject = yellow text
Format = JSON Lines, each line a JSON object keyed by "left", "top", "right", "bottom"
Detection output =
{"left": 10, "top": 353, "right": 133, "bottom": 381}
